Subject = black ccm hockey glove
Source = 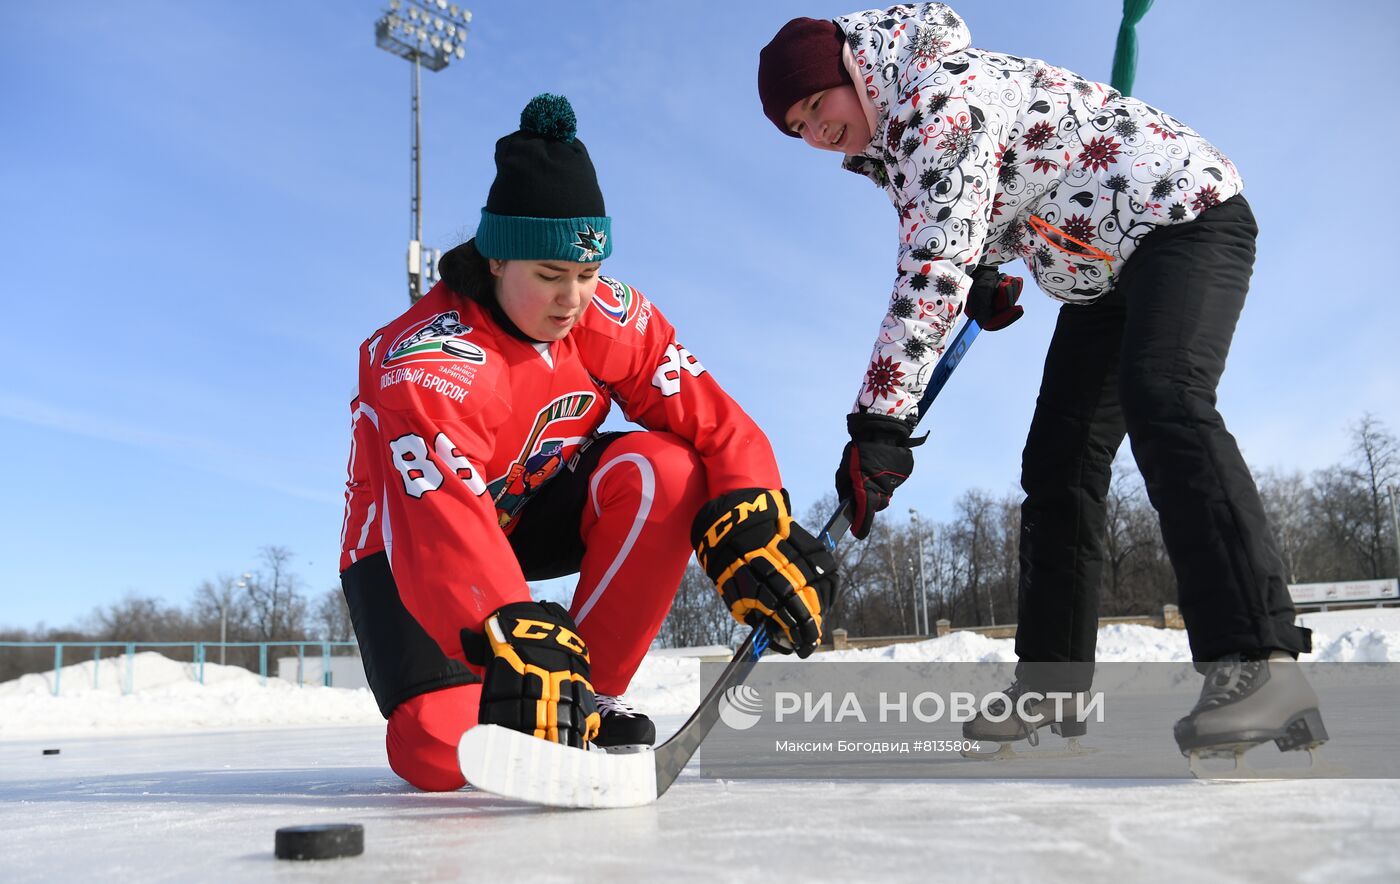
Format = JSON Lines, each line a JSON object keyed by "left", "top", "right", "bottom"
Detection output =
{"left": 691, "top": 488, "right": 837, "bottom": 658}
{"left": 461, "top": 601, "right": 601, "bottom": 749}
{"left": 964, "top": 266, "right": 1024, "bottom": 331}
{"left": 836, "top": 413, "right": 925, "bottom": 540}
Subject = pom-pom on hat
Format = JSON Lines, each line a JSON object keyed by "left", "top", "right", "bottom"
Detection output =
{"left": 757, "top": 17, "right": 851, "bottom": 137}
{"left": 476, "top": 93, "right": 612, "bottom": 262}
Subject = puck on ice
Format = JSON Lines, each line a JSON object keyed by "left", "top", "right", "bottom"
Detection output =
{"left": 42, "top": 749, "right": 60, "bottom": 756}
{"left": 274, "top": 824, "right": 363, "bottom": 861}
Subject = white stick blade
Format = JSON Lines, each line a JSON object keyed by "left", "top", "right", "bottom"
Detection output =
{"left": 458, "top": 724, "right": 658, "bottom": 809}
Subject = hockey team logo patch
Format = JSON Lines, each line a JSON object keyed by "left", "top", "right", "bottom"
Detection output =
{"left": 718, "top": 685, "right": 764, "bottom": 731}
{"left": 382, "top": 311, "right": 487, "bottom": 368}
{"left": 572, "top": 223, "right": 607, "bottom": 262}
{"left": 590, "top": 277, "right": 642, "bottom": 327}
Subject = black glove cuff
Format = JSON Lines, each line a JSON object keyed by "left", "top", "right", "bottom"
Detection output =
{"left": 847, "top": 412, "right": 915, "bottom": 443}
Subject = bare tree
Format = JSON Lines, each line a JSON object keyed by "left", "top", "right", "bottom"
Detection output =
{"left": 85, "top": 592, "right": 192, "bottom": 643}
{"left": 314, "top": 587, "right": 355, "bottom": 642}
{"left": 1348, "top": 415, "right": 1399, "bottom": 578}
{"left": 241, "top": 546, "right": 309, "bottom": 642}
{"left": 949, "top": 490, "right": 1001, "bottom": 626}
{"left": 1257, "top": 467, "right": 1314, "bottom": 584}
{"left": 655, "top": 563, "right": 736, "bottom": 649}
{"left": 1100, "top": 461, "right": 1173, "bottom": 615}
{"left": 191, "top": 574, "right": 251, "bottom": 644}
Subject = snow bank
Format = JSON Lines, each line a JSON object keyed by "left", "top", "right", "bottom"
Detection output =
{"left": 4, "top": 608, "right": 1397, "bottom": 739}
{"left": 0, "top": 652, "right": 380, "bottom": 738}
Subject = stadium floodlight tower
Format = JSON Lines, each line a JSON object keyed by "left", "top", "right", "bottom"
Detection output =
{"left": 374, "top": 0, "right": 472, "bottom": 303}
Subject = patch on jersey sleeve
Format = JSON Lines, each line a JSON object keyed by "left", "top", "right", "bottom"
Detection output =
{"left": 382, "top": 311, "right": 487, "bottom": 367}
{"left": 589, "top": 277, "right": 645, "bottom": 328}
{"left": 376, "top": 310, "right": 501, "bottom": 418}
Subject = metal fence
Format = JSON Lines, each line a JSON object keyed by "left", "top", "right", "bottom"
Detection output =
{"left": 0, "top": 641, "right": 360, "bottom": 696}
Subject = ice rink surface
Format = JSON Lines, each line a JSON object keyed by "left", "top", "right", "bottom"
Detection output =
{"left": 7, "top": 721, "right": 1400, "bottom": 882}
{"left": 3, "top": 609, "right": 1400, "bottom": 882}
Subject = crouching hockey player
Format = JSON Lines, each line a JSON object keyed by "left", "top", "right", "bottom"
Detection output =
{"left": 337, "top": 94, "right": 836, "bottom": 791}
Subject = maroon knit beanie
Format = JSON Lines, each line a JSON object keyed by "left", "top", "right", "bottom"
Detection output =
{"left": 757, "top": 17, "right": 852, "bottom": 137}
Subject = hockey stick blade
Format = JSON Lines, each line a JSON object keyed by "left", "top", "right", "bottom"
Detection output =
{"left": 456, "top": 630, "right": 766, "bottom": 809}
{"left": 458, "top": 725, "right": 658, "bottom": 809}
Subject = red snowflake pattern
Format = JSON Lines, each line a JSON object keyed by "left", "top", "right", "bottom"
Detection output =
{"left": 1077, "top": 136, "right": 1121, "bottom": 173}
{"left": 865, "top": 355, "right": 906, "bottom": 399}
{"left": 1022, "top": 121, "right": 1055, "bottom": 151}
{"left": 1190, "top": 184, "right": 1221, "bottom": 212}
{"left": 1062, "top": 213, "right": 1095, "bottom": 243}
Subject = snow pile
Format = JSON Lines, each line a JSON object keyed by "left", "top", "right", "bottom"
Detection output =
{"left": 819, "top": 629, "right": 1017, "bottom": 663}
{"left": 3, "top": 609, "right": 1397, "bottom": 739}
{"left": 0, "top": 652, "right": 380, "bottom": 738}
{"left": 618, "top": 653, "right": 704, "bottom": 716}
{"left": 1298, "top": 608, "right": 1400, "bottom": 662}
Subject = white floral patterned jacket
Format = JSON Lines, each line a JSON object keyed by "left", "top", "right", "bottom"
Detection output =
{"left": 835, "top": 3, "right": 1243, "bottom": 421}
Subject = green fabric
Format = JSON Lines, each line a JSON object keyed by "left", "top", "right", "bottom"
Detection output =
{"left": 475, "top": 210, "right": 612, "bottom": 263}
{"left": 1110, "top": 0, "right": 1155, "bottom": 97}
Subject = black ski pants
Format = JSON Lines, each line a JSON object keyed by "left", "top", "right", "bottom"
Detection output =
{"left": 1013, "top": 195, "right": 1311, "bottom": 691}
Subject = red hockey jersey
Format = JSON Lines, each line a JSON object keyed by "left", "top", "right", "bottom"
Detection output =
{"left": 338, "top": 277, "right": 781, "bottom": 658}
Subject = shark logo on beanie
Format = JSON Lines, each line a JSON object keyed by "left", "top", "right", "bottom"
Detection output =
{"left": 572, "top": 224, "right": 608, "bottom": 262}
{"left": 475, "top": 94, "right": 613, "bottom": 263}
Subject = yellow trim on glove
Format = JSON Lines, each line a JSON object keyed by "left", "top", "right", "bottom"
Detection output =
{"left": 486, "top": 613, "right": 600, "bottom": 744}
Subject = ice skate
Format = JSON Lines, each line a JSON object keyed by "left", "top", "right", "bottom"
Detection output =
{"left": 592, "top": 694, "right": 656, "bottom": 754}
{"left": 1174, "top": 652, "right": 1331, "bottom": 779}
{"left": 960, "top": 681, "right": 1098, "bottom": 761}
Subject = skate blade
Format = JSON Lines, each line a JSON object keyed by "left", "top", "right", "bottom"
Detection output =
{"left": 961, "top": 737, "right": 1100, "bottom": 762}
{"left": 1188, "top": 746, "right": 1347, "bottom": 781}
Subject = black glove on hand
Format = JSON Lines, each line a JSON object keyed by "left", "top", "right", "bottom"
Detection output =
{"left": 461, "top": 600, "right": 600, "bottom": 749}
{"left": 836, "top": 413, "right": 924, "bottom": 541}
{"left": 964, "top": 266, "right": 1024, "bottom": 331}
{"left": 691, "top": 488, "right": 837, "bottom": 658}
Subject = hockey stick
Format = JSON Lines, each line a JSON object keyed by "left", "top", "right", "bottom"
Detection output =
{"left": 818, "top": 317, "right": 983, "bottom": 548}
{"left": 460, "top": 320, "right": 983, "bottom": 808}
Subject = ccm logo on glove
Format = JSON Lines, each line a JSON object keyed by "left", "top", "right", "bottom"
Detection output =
{"left": 691, "top": 488, "right": 837, "bottom": 658}
{"left": 507, "top": 618, "right": 588, "bottom": 656}
{"left": 694, "top": 492, "right": 775, "bottom": 561}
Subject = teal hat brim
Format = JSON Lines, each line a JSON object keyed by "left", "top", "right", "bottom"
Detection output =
{"left": 475, "top": 210, "right": 612, "bottom": 262}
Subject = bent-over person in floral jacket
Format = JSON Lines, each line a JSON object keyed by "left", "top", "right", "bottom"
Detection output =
{"left": 757, "top": 3, "right": 1328, "bottom": 769}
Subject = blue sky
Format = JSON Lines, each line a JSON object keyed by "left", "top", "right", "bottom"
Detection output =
{"left": 2, "top": 1, "right": 1397, "bottom": 629}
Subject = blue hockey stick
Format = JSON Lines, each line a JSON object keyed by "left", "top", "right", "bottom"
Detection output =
{"left": 652, "top": 318, "right": 984, "bottom": 796}
{"left": 817, "top": 317, "right": 983, "bottom": 549}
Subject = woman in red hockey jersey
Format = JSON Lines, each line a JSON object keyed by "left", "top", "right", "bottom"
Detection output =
{"left": 338, "top": 94, "right": 836, "bottom": 791}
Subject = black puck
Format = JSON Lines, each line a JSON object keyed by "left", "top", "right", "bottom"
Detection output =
{"left": 42, "top": 748, "right": 60, "bottom": 756}
{"left": 274, "top": 824, "right": 363, "bottom": 861}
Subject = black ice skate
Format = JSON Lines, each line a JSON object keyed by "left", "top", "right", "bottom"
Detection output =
{"left": 592, "top": 694, "right": 656, "bottom": 754}
{"left": 1174, "top": 652, "right": 1330, "bottom": 778}
{"left": 961, "top": 681, "right": 1097, "bottom": 761}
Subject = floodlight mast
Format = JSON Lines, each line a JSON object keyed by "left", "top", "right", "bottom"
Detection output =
{"left": 374, "top": 0, "right": 472, "bottom": 303}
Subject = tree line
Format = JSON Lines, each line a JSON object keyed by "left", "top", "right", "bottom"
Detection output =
{"left": 656, "top": 415, "right": 1400, "bottom": 648}
{"left": 0, "top": 546, "right": 352, "bottom": 682}
{"left": 3, "top": 416, "right": 1396, "bottom": 681}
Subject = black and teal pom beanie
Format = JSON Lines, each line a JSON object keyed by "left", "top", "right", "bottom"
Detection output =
{"left": 475, "top": 94, "right": 612, "bottom": 263}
